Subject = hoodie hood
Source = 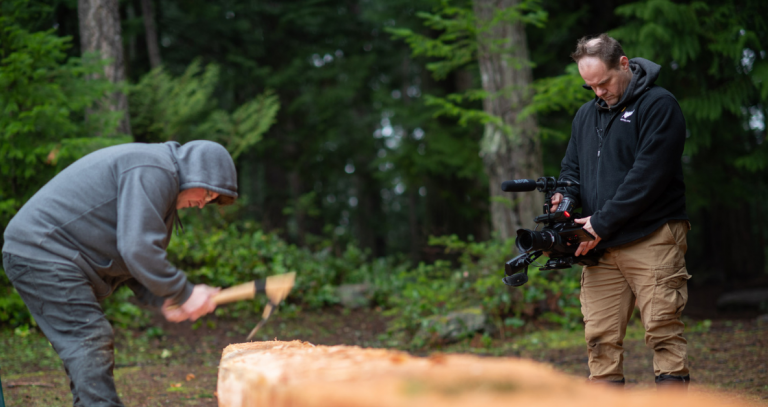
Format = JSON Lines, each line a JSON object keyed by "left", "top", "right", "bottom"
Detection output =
{"left": 591, "top": 57, "right": 661, "bottom": 111}
{"left": 166, "top": 140, "right": 238, "bottom": 198}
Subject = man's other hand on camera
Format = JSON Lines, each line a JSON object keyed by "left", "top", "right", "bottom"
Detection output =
{"left": 550, "top": 193, "right": 564, "bottom": 212}
{"left": 551, "top": 193, "right": 602, "bottom": 255}
{"left": 574, "top": 217, "right": 602, "bottom": 255}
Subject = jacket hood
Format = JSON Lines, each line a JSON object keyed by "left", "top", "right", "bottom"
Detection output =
{"left": 166, "top": 140, "right": 238, "bottom": 198}
{"left": 592, "top": 57, "right": 661, "bottom": 111}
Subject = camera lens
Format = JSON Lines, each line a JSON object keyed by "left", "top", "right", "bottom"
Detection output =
{"left": 516, "top": 229, "right": 556, "bottom": 252}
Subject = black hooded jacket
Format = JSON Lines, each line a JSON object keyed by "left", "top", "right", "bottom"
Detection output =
{"left": 557, "top": 58, "right": 688, "bottom": 249}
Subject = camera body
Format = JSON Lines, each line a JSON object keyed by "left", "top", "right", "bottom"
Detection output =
{"left": 502, "top": 177, "right": 603, "bottom": 287}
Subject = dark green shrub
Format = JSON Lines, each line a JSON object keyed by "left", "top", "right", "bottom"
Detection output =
{"left": 377, "top": 235, "right": 583, "bottom": 347}
{"left": 0, "top": 271, "right": 31, "bottom": 327}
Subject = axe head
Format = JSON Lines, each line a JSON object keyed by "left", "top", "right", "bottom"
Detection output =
{"left": 264, "top": 272, "right": 296, "bottom": 305}
{"left": 246, "top": 272, "right": 296, "bottom": 341}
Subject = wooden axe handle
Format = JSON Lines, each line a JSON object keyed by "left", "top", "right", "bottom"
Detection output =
{"left": 212, "top": 281, "right": 256, "bottom": 305}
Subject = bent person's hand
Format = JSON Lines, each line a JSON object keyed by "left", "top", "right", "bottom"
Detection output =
{"left": 574, "top": 216, "right": 602, "bottom": 256}
{"left": 180, "top": 284, "right": 221, "bottom": 322}
{"left": 161, "top": 298, "right": 189, "bottom": 322}
{"left": 550, "top": 193, "right": 564, "bottom": 212}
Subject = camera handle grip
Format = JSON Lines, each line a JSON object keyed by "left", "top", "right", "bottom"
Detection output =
{"left": 503, "top": 251, "right": 542, "bottom": 287}
{"left": 503, "top": 273, "right": 529, "bottom": 287}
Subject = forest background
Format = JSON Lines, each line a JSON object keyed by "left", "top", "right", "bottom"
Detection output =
{"left": 1, "top": 0, "right": 767, "bottom": 346}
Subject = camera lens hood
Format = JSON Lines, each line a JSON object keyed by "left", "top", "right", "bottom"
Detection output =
{"left": 516, "top": 228, "right": 556, "bottom": 253}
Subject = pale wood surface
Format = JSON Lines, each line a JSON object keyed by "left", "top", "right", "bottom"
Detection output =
{"left": 213, "top": 281, "right": 256, "bottom": 305}
{"left": 217, "top": 340, "right": 756, "bottom": 407}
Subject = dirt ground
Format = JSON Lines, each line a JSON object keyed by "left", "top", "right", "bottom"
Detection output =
{"left": 2, "top": 308, "right": 767, "bottom": 406}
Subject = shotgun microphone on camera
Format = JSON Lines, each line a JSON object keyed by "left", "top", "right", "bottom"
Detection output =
{"left": 500, "top": 178, "right": 579, "bottom": 192}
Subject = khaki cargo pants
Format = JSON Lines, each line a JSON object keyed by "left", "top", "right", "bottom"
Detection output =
{"left": 580, "top": 220, "right": 691, "bottom": 381}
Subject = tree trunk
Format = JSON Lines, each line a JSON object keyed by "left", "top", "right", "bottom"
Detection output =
{"left": 354, "top": 174, "right": 377, "bottom": 256}
{"left": 473, "top": 0, "right": 543, "bottom": 240}
{"left": 140, "top": 0, "right": 162, "bottom": 69}
{"left": 408, "top": 189, "right": 420, "bottom": 263}
{"left": 288, "top": 171, "right": 305, "bottom": 246}
{"left": 78, "top": 0, "right": 132, "bottom": 135}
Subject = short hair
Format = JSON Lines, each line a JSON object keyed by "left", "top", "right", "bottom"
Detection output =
{"left": 212, "top": 194, "right": 236, "bottom": 206}
{"left": 571, "top": 34, "right": 626, "bottom": 70}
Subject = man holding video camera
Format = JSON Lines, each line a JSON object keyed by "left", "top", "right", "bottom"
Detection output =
{"left": 550, "top": 34, "right": 691, "bottom": 388}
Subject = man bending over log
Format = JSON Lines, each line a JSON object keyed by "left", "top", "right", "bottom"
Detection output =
{"left": 2, "top": 140, "right": 237, "bottom": 406}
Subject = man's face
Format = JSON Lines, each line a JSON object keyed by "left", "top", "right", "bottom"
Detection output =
{"left": 578, "top": 56, "right": 632, "bottom": 107}
{"left": 177, "top": 188, "right": 219, "bottom": 209}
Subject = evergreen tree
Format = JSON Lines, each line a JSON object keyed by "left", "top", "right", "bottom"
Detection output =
{"left": 390, "top": 0, "right": 548, "bottom": 239}
{"left": 0, "top": 0, "right": 129, "bottom": 239}
{"left": 146, "top": 0, "right": 491, "bottom": 256}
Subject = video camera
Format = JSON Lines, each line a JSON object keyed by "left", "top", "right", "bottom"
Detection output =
{"left": 500, "top": 177, "right": 603, "bottom": 287}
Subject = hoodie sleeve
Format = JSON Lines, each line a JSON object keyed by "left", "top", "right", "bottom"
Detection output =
{"left": 115, "top": 166, "right": 194, "bottom": 306}
{"left": 589, "top": 95, "right": 686, "bottom": 239}
{"left": 126, "top": 279, "right": 165, "bottom": 308}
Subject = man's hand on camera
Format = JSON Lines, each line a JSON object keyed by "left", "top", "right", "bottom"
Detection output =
{"left": 550, "top": 193, "right": 564, "bottom": 212}
{"left": 574, "top": 216, "right": 601, "bottom": 256}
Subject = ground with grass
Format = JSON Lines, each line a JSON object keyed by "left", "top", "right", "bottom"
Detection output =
{"left": 1, "top": 308, "right": 767, "bottom": 406}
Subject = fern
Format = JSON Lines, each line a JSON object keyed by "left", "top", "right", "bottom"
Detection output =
{"left": 128, "top": 60, "right": 280, "bottom": 159}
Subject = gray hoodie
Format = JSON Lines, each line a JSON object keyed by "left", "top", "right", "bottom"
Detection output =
{"left": 2, "top": 141, "right": 238, "bottom": 306}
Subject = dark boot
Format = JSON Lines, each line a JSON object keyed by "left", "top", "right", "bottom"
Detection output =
{"left": 588, "top": 378, "right": 625, "bottom": 387}
{"left": 655, "top": 374, "right": 690, "bottom": 390}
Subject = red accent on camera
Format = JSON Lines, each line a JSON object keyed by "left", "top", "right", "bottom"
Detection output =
{"left": 564, "top": 211, "right": 571, "bottom": 218}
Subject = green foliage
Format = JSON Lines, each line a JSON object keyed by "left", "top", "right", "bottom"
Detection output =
{"left": 128, "top": 61, "right": 279, "bottom": 159}
{"left": 388, "top": 4, "right": 478, "bottom": 81}
{"left": 128, "top": 61, "right": 220, "bottom": 144}
{"left": 0, "top": 272, "right": 30, "bottom": 327}
{"left": 4, "top": 0, "right": 764, "bottom": 337}
{"left": 522, "top": 64, "right": 594, "bottom": 119}
{"left": 165, "top": 213, "right": 410, "bottom": 314}
{"left": 611, "top": 0, "right": 767, "bottom": 165}
{"left": 515, "top": 63, "right": 595, "bottom": 143}
{"left": 103, "top": 286, "right": 152, "bottom": 329}
{"left": 377, "top": 234, "right": 582, "bottom": 347}
{"left": 0, "top": 0, "right": 130, "bottom": 325}
{"left": 98, "top": 213, "right": 580, "bottom": 341}
{"left": 423, "top": 92, "right": 505, "bottom": 129}
{"left": 0, "top": 0, "right": 129, "bottom": 229}
{"left": 125, "top": 0, "right": 495, "bottom": 253}
{"left": 197, "top": 90, "right": 279, "bottom": 160}
{"left": 388, "top": 0, "right": 548, "bottom": 133}
{"left": 389, "top": 0, "right": 546, "bottom": 81}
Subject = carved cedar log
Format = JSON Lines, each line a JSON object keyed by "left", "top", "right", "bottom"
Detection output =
{"left": 217, "top": 341, "right": 752, "bottom": 407}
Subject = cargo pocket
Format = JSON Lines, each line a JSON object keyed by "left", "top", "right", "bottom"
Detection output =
{"left": 579, "top": 268, "right": 589, "bottom": 322}
{"left": 651, "top": 265, "right": 691, "bottom": 321}
{"left": 2, "top": 255, "right": 32, "bottom": 282}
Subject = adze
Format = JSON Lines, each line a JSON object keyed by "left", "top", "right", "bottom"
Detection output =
{"left": 170, "top": 272, "right": 296, "bottom": 341}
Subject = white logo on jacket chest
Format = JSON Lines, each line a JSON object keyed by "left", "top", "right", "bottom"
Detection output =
{"left": 620, "top": 110, "right": 634, "bottom": 123}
